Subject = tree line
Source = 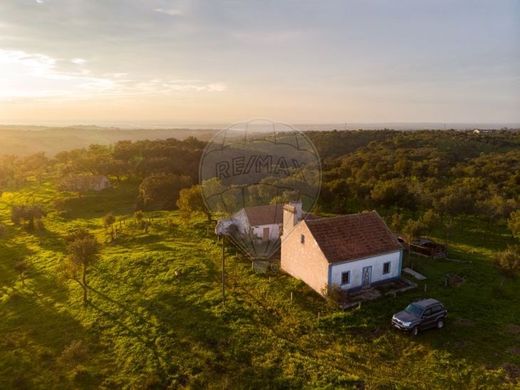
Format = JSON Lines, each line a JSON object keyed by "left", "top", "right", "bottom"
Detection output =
{"left": 1, "top": 129, "right": 518, "bottom": 275}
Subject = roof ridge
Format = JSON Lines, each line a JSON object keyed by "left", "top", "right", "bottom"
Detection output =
{"left": 244, "top": 203, "right": 282, "bottom": 209}
{"left": 306, "top": 210, "right": 376, "bottom": 224}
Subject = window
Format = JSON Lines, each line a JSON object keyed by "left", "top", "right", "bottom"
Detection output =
{"left": 383, "top": 262, "right": 391, "bottom": 274}
{"left": 300, "top": 234, "right": 305, "bottom": 244}
{"left": 341, "top": 271, "right": 350, "bottom": 285}
{"left": 422, "top": 308, "right": 432, "bottom": 318}
{"left": 405, "top": 304, "right": 423, "bottom": 317}
{"left": 431, "top": 305, "right": 443, "bottom": 313}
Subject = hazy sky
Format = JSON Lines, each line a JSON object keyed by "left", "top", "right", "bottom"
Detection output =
{"left": 0, "top": 0, "right": 519, "bottom": 125}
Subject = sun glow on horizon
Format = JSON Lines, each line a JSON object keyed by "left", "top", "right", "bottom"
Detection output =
{"left": 0, "top": 0, "right": 518, "bottom": 124}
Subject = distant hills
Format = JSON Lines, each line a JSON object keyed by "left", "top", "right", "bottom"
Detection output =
{"left": 0, "top": 126, "right": 218, "bottom": 156}
{"left": 1, "top": 123, "right": 518, "bottom": 156}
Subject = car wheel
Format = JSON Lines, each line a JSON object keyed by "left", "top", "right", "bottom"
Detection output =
{"left": 412, "top": 326, "right": 419, "bottom": 336}
{"left": 437, "top": 319, "right": 444, "bottom": 329}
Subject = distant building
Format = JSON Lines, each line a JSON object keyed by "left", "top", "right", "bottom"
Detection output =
{"left": 473, "top": 128, "right": 494, "bottom": 135}
{"left": 60, "top": 175, "right": 111, "bottom": 192}
{"left": 281, "top": 207, "right": 403, "bottom": 295}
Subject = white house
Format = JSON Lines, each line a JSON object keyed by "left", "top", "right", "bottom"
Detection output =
{"left": 216, "top": 203, "right": 299, "bottom": 241}
{"left": 281, "top": 205, "right": 403, "bottom": 295}
{"left": 60, "top": 175, "right": 111, "bottom": 192}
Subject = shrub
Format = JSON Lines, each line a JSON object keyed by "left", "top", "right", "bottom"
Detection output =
{"left": 58, "top": 340, "right": 89, "bottom": 366}
{"left": 508, "top": 210, "right": 520, "bottom": 239}
{"left": 494, "top": 245, "right": 520, "bottom": 277}
{"left": 103, "top": 212, "right": 115, "bottom": 228}
{"left": 10, "top": 204, "right": 45, "bottom": 231}
{"left": 322, "top": 283, "right": 347, "bottom": 306}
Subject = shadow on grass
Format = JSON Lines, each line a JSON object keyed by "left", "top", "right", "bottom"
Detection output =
{"left": 1, "top": 293, "right": 87, "bottom": 353}
{"left": 32, "top": 227, "right": 67, "bottom": 252}
{"left": 0, "top": 239, "right": 35, "bottom": 285}
{"left": 88, "top": 285, "right": 154, "bottom": 329}
{"left": 147, "top": 290, "right": 230, "bottom": 351}
{"left": 357, "top": 255, "right": 520, "bottom": 371}
{"left": 58, "top": 183, "right": 138, "bottom": 220}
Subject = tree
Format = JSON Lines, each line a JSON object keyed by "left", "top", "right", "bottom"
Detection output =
{"left": 421, "top": 209, "right": 440, "bottom": 234}
{"left": 403, "top": 219, "right": 426, "bottom": 244}
{"left": 370, "top": 179, "right": 415, "bottom": 209}
{"left": 138, "top": 174, "right": 192, "bottom": 210}
{"left": 21, "top": 152, "right": 49, "bottom": 183}
{"left": 14, "top": 260, "right": 30, "bottom": 286}
{"left": 134, "top": 211, "right": 146, "bottom": 230}
{"left": 507, "top": 210, "right": 520, "bottom": 240}
{"left": 63, "top": 229, "right": 100, "bottom": 305}
{"left": 480, "top": 195, "right": 518, "bottom": 224}
{"left": 11, "top": 205, "right": 45, "bottom": 231}
{"left": 176, "top": 184, "right": 211, "bottom": 222}
{"left": 389, "top": 213, "right": 403, "bottom": 233}
{"left": 494, "top": 245, "right": 520, "bottom": 277}
{"left": 436, "top": 187, "right": 474, "bottom": 217}
{"left": 103, "top": 212, "right": 116, "bottom": 241}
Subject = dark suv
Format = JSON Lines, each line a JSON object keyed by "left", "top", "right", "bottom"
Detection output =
{"left": 392, "top": 298, "right": 447, "bottom": 336}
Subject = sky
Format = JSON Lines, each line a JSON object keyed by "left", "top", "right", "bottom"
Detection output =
{"left": 0, "top": 0, "right": 519, "bottom": 126}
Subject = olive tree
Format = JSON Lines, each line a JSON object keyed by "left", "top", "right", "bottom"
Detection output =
{"left": 63, "top": 229, "right": 100, "bottom": 305}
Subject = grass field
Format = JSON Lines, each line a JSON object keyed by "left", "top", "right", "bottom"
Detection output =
{"left": 0, "top": 180, "right": 519, "bottom": 389}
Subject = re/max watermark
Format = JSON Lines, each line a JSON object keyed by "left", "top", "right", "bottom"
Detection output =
{"left": 215, "top": 154, "right": 304, "bottom": 179}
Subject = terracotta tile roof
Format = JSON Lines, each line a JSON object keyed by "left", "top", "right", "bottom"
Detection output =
{"left": 244, "top": 204, "right": 284, "bottom": 226}
{"left": 305, "top": 211, "right": 401, "bottom": 263}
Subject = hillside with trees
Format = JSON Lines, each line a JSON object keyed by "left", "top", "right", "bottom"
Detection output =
{"left": 0, "top": 129, "right": 519, "bottom": 388}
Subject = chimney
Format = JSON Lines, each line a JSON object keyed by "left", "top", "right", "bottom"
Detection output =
{"left": 282, "top": 201, "right": 303, "bottom": 238}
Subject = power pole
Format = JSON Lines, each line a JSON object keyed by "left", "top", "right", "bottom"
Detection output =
{"left": 221, "top": 235, "right": 226, "bottom": 307}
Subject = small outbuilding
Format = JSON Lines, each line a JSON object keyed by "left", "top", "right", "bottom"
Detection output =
{"left": 215, "top": 203, "right": 288, "bottom": 241}
{"left": 60, "top": 175, "right": 111, "bottom": 192}
{"left": 410, "top": 238, "right": 447, "bottom": 258}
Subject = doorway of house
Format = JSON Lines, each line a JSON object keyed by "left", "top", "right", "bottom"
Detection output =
{"left": 362, "top": 266, "right": 372, "bottom": 288}
{"left": 262, "top": 227, "right": 270, "bottom": 241}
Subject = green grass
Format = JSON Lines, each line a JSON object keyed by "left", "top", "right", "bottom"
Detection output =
{"left": 0, "top": 181, "right": 518, "bottom": 388}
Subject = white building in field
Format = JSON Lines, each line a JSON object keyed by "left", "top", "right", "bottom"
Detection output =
{"left": 216, "top": 203, "right": 294, "bottom": 241}
{"left": 59, "top": 175, "right": 111, "bottom": 192}
{"left": 281, "top": 205, "right": 403, "bottom": 295}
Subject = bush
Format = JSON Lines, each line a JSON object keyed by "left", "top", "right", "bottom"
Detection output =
{"left": 10, "top": 204, "right": 45, "bottom": 231}
{"left": 138, "top": 174, "right": 192, "bottom": 210}
{"left": 58, "top": 340, "right": 89, "bottom": 367}
{"left": 103, "top": 212, "right": 115, "bottom": 228}
{"left": 322, "top": 283, "right": 347, "bottom": 306}
{"left": 494, "top": 245, "right": 520, "bottom": 277}
{"left": 508, "top": 210, "right": 520, "bottom": 239}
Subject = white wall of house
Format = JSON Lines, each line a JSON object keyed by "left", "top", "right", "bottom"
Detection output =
{"left": 281, "top": 220, "right": 330, "bottom": 295}
{"left": 251, "top": 224, "right": 280, "bottom": 241}
{"left": 92, "top": 176, "right": 111, "bottom": 191}
{"left": 231, "top": 209, "right": 250, "bottom": 235}
{"left": 329, "top": 250, "right": 402, "bottom": 290}
{"left": 231, "top": 210, "right": 281, "bottom": 241}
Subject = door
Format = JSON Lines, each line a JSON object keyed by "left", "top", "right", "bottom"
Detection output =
{"left": 262, "top": 227, "right": 270, "bottom": 241}
{"left": 362, "top": 266, "right": 372, "bottom": 288}
{"left": 421, "top": 308, "right": 435, "bottom": 329}
{"left": 423, "top": 305, "right": 443, "bottom": 329}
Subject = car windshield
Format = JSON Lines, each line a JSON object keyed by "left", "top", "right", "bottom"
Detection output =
{"left": 404, "top": 304, "right": 423, "bottom": 317}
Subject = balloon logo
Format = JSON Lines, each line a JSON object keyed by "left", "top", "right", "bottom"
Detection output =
{"left": 200, "top": 119, "right": 321, "bottom": 259}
